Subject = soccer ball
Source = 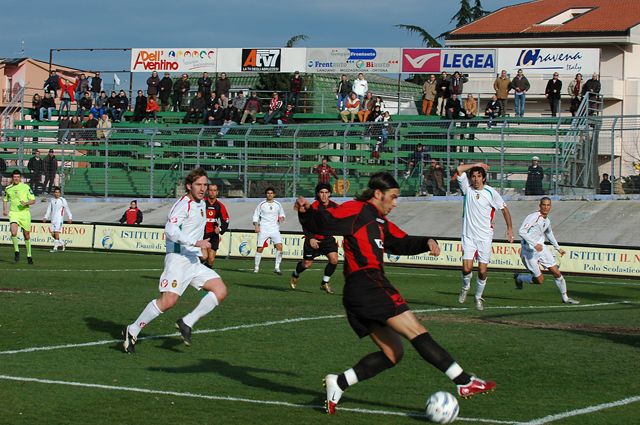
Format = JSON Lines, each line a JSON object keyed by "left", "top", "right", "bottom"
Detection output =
{"left": 425, "top": 391, "right": 459, "bottom": 424}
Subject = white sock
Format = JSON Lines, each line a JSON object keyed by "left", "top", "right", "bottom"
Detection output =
{"left": 517, "top": 273, "right": 534, "bottom": 284}
{"left": 555, "top": 276, "right": 568, "bottom": 301}
{"left": 182, "top": 291, "right": 219, "bottom": 328}
{"left": 475, "top": 278, "right": 487, "bottom": 299}
{"left": 254, "top": 253, "right": 262, "bottom": 269}
{"left": 322, "top": 276, "right": 331, "bottom": 283}
{"left": 445, "top": 362, "right": 464, "bottom": 380}
{"left": 129, "top": 300, "right": 162, "bottom": 337}
{"left": 462, "top": 272, "right": 472, "bottom": 290}
{"left": 275, "top": 251, "right": 282, "bottom": 269}
{"left": 344, "top": 368, "right": 358, "bottom": 386}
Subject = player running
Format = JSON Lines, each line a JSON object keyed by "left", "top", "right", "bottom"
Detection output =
{"left": 296, "top": 172, "right": 496, "bottom": 415}
{"left": 203, "top": 183, "right": 229, "bottom": 268}
{"left": 3, "top": 170, "right": 36, "bottom": 264}
{"left": 291, "top": 182, "right": 339, "bottom": 294}
{"left": 514, "top": 197, "right": 579, "bottom": 304}
{"left": 252, "top": 187, "right": 285, "bottom": 275}
{"left": 43, "top": 187, "right": 73, "bottom": 252}
{"left": 456, "top": 162, "right": 514, "bottom": 310}
{"left": 122, "top": 168, "right": 228, "bottom": 353}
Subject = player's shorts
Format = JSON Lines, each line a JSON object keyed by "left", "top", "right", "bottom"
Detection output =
{"left": 8, "top": 211, "right": 32, "bottom": 232}
{"left": 204, "top": 232, "right": 221, "bottom": 251}
{"left": 257, "top": 229, "right": 282, "bottom": 247}
{"left": 520, "top": 244, "right": 556, "bottom": 277}
{"left": 303, "top": 236, "right": 338, "bottom": 260}
{"left": 49, "top": 220, "right": 63, "bottom": 233}
{"left": 343, "top": 269, "right": 409, "bottom": 338}
{"left": 158, "top": 253, "right": 220, "bottom": 296}
{"left": 461, "top": 235, "right": 492, "bottom": 264}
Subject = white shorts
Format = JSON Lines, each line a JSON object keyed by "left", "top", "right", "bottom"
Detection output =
{"left": 158, "top": 253, "right": 220, "bottom": 296}
{"left": 520, "top": 245, "right": 556, "bottom": 277}
{"left": 50, "top": 221, "right": 63, "bottom": 233}
{"left": 257, "top": 229, "right": 282, "bottom": 247}
{"left": 461, "top": 236, "right": 493, "bottom": 264}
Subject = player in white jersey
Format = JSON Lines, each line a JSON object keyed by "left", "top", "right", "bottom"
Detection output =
{"left": 514, "top": 197, "right": 579, "bottom": 304}
{"left": 457, "top": 162, "right": 514, "bottom": 310}
{"left": 43, "top": 187, "right": 72, "bottom": 252}
{"left": 122, "top": 168, "right": 228, "bottom": 353}
{"left": 252, "top": 187, "right": 286, "bottom": 274}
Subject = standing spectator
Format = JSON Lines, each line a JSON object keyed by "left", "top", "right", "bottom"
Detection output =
{"left": 146, "top": 71, "right": 161, "bottom": 97}
{"left": 423, "top": 159, "right": 446, "bottom": 196}
{"left": 449, "top": 71, "right": 468, "bottom": 97}
{"left": 599, "top": 173, "right": 612, "bottom": 195}
{"left": 288, "top": 71, "right": 304, "bottom": 111}
{"left": 146, "top": 95, "right": 160, "bottom": 122}
{"left": 39, "top": 92, "right": 56, "bottom": 121}
{"left": 275, "top": 104, "right": 294, "bottom": 137}
{"left": 58, "top": 77, "right": 78, "bottom": 117}
{"left": 358, "top": 92, "right": 375, "bottom": 123}
{"left": 0, "top": 156, "right": 6, "bottom": 181}
{"left": 484, "top": 95, "right": 502, "bottom": 129}
{"left": 374, "top": 110, "right": 391, "bottom": 147}
{"left": 77, "top": 92, "right": 93, "bottom": 118}
{"left": 313, "top": 157, "right": 338, "bottom": 185}
{"left": 198, "top": 72, "right": 213, "bottom": 98}
{"left": 336, "top": 74, "right": 351, "bottom": 111}
{"left": 43, "top": 149, "right": 58, "bottom": 194}
{"left": 567, "top": 73, "right": 583, "bottom": 117}
{"left": 215, "top": 72, "right": 231, "bottom": 98}
{"left": 422, "top": 74, "right": 437, "bottom": 116}
{"left": 525, "top": 156, "right": 545, "bottom": 196}
{"left": 185, "top": 91, "right": 207, "bottom": 124}
{"left": 27, "top": 149, "right": 44, "bottom": 195}
{"left": 113, "top": 90, "right": 129, "bottom": 123}
{"left": 263, "top": 92, "right": 283, "bottom": 124}
{"left": 511, "top": 69, "right": 530, "bottom": 117}
{"left": 582, "top": 73, "right": 601, "bottom": 115}
{"left": 445, "top": 93, "right": 462, "bottom": 120}
{"left": 219, "top": 103, "right": 240, "bottom": 136}
{"left": 119, "top": 200, "right": 143, "bottom": 225}
{"left": 240, "top": 92, "right": 261, "bottom": 124}
{"left": 44, "top": 70, "right": 60, "bottom": 98}
{"left": 132, "top": 90, "right": 148, "bottom": 122}
{"left": 57, "top": 116, "right": 70, "bottom": 141}
{"left": 352, "top": 73, "right": 368, "bottom": 104}
{"left": 435, "top": 71, "right": 450, "bottom": 116}
{"left": 404, "top": 143, "right": 430, "bottom": 179}
{"left": 75, "top": 74, "right": 90, "bottom": 110}
{"left": 96, "top": 113, "right": 112, "bottom": 140}
{"left": 340, "top": 92, "right": 360, "bottom": 123}
{"left": 90, "top": 72, "right": 103, "bottom": 101}
{"left": 173, "top": 74, "right": 190, "bottom": 112}
{"left": 159, "top": 72, "right": 173, "bottom": 111}
{"left": 545, "top": 73, "right": 562, "bottom": 117}
{"left": 32, "top": 94, "right": 42, "bottom": 121}
{"left": 493, "top": 70, "right": 510, "bottom": 116}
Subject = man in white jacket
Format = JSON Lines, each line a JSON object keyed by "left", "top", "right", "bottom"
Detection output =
{"left": 352, "top": 73, "right": 369, "bottom": 104}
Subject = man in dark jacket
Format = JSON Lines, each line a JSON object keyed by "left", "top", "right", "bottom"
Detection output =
{"left": 27, "top": 149, "right": 44, "bottom": 195}
{"left": 198, "top": 72, "right": 213, "bottom": 98}
{"left": 215, "top": 73, "right": 231, "bottom": 98}
{"left": 445, "top": 94, "right": 463, "bottom": 120}
{"left": 133, "top": 90, "right": 148, "bottom": 122}
{"left": 159, "top": 72, "right": 173, "bottom": 111}
{"left": 484, "top": 95, "right": 502, "bottom": 129}
{"left": 435, "top": 72, "right": 450, "bottom": 116}
{"left": 119, "top": 200, "right": 143, "bottom": 225}
{"left": 44, "top": 70, "right": 60, "bottom": 98}
{"left": 288, "top": 71, "right": 304, "bottom": 111}
{"left": 544, "top": 73, "right": 562, "bottom": 117}
{"left": 240, "top": 92, "right": 261, "bottom": 124}
{"left": 173, "top": 74, "right": 190, "bottom": 112}
{"left": 90, "top": 72, "right": 103, "bottom": 101}
{"left": 525, "top": 156, "right": 545, "bottom": 196}
{"left": 77, "top": 92, "right": 93, "bottom": 118}
{"left": 185, "top": 92, "right": 207, "bottom": 124}
{"left": 599, "top": 173, "right": 612, "bottom": 195}
{"left": 43, "top": 149, "right": 58, "bottom": 194}
{"left": 113, "top": 90, "right": 129, "bottom": 122}
{"left": 582, "top": 73, "right": 601, "bottom": 115}
{"left": 336, "top": 74, "right": 351, "bottom": 111}
{"left": 146, "top": 71, "right": 161, "bottom": 97}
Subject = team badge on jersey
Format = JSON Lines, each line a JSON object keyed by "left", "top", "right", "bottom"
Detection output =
{"left": 172, "top": 280, "right": 178, "bottom": 288}
{"left": 201, "top": 210, "right": 204, "bottom": 217}
{"left": 476, "top": 193, "right": 480, "bottom": 199}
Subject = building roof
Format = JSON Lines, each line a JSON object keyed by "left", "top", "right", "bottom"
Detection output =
{"left": 450, "top": 0, "right": 640, "bottom": 39}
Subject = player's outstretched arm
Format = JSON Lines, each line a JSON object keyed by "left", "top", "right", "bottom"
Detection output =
{"left": 457, "top": 162, "right": 489, "bottom": 176}
{"left": 502, "top": 206, "right": 514, "bottom": 243}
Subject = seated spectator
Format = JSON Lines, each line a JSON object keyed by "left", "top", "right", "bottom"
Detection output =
{"left": 241, "top": 92, "right": 261, "bottom": 124}
{"left": 32, "top": 94, "right": 43, "bottom": 121}
{"left": 340, "top": 92, "right": 360, "bottom": 123}
{"left": 84, "top": 113, "right": 99, "bottom": 140}
{"left": 96, "top": 113, "right": 112, "bottom": 140}
{"left": 145, "top": 95, "right": 160, "bottom": 122}
{"left": 58, "top": 77, "right": 78, "bottom": 117}
{"left": 374, "top": 95, "right": 385, "bottom": 112}
{"left": 275, "top": 104, "right": 295, "bottom": 137}
{"left": 263, "top": 92, "right": 283, "bottom": 124}
{"left": 232, "top": 91, "right": 246, "bottom": 111}
{"left": 106, "top": 91, "right": 118, "bottom": 121}
{"left": 374, "top": 110, "right": 391, "bottom": 145}
{"left": 113, "top": 90, "right": 129, "bottom": 123}
{"left": 132, "top": 90, "right": 148, "bottom": 122}
{"left": 599, "top": 173, "right": 612, "bottom": 194}
{"left": 44, "top": 70, "right": 60, "bottom": 98}
{"left": 57, "top": 116, "right": 70, "bottom": 141}
{"left": 218, "top": 93, "right": 229, "bottom": 109}
{"left": 68, "top": 116, "right": 83, "bottom": 140}
{"left": 404, "top": 143, "right": 430, "bottom": 179}
{"left": 90, "top": 103, "right": 104, "bottom": 121}
{"left": 423, "top": 159, "right": 446, "bottom": 196}
{"left": 77, "top": 92, "right": 93, "bottom": 118}
{"left": 185, "top": 91, "right": 207, "bottom": 124}
{"left": 358, "top": 92, "right": 375, "bottom": 123}
{"left": 206, "top": 103, "right": 224, "bottom": 126}
{"left": 463, "top": 94, "right": 477, "bottom": 119}
{"left": 119, "top": 200, "right": 143, "bottom": 225}
{"left": 445, "top": 93, "right": 462, "bottom": 120}
{"left": 95, "top": 91, "right": 108, "bottom": 112}
{"left": 484, "top": 94, "right": 502, "bottom": 129}
{"left": 218, "top": 103, "right": 240, "bottom": 136}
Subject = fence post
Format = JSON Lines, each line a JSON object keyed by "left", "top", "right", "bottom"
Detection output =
{"left": 244, "top": 126, "right": 251, "bottom": 197}
{"left": 499, "top": 121, "right": 505, "bottom": 193}
{"left": 196, "top": 127, "right": 204, "bottom": 169}
{"left": 150, "top": 129, "right": 156, "bottom": 199}
{"left": 554, "top": 117, "right": 561, "bottom": 195}
{"left": 104, "top": 138, "right": 109, "bottom": 198}
{"left": 343, "top": 124, "right": 350, "bottom": 197}
{"left": 611, "top": 117, "right": 618, "bottom": 190}
{"left": 292, "top": 125, "right": 300, "bottom": 197}
{"left": 446, "top": 120, "right": 453, "bottom": 194}
{"left": 393, "top": 122, "right": 401, "bottom": 179}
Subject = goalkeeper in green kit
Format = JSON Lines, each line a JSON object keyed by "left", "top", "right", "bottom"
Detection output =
{"left": 3, "top": 170, "right": 36, "bottom": 264}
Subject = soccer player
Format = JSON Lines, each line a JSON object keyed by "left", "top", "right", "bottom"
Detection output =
{"left": 456, "top": 162, "right": 514, "bottom": 311}
{"left": 296, "top": 172, "right": 496, "bottom": 415}
{"left": 203, "top": 183, "right": 229, "bottom": 268}
{"left": 43, "top": 187, "right": 73, "bottom": 252}
{"left": 252, "top": 187, "right": 285, "bottom": 275}
{"left": 122, "top": 168, "right": 228, "bottom": 353}
{"left": 291, "top": 182, "right": 339, "bottom": 294}
{"left": 2, "top": 170, "right": 36, "bottom": 264}
{"left": 514, "top": 197, "right": 579, "bottom": 304}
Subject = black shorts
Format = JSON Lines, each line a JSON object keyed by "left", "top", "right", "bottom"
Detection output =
{"left": 303, "top": 237, "right": 338, "bottom": 260}
{"left": 343, "top": 269, "right": 409, "bottom": 338}
{"left": 204, "top": 232, "right": 220, "bottom": 251}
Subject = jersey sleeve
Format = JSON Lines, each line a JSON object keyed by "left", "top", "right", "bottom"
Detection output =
{"left": 544, "top": 221, "right": 561, "bottom": 251}
{"left": 384, "top": 220, "right": 435, "bottom": 256}
{"left": 314, "top": 200, "right": 362, "bottom": 236}
{"left": 458, "top": 171, "right": 470, "bottom": 195}
{"left": 519, "top": 213, "right": 540, "bottom": 247}
{"left": 44, "top": 200, "right": 53, "bottom": 220}
{"left": 252, "top": 203, "right": 261, "bottom": 224}
{"left": 63, "top": 199, "right": 72, "bottom": 220}
{"left": 278, "top": 202, "right": 286, "bottom": 220}
{"left": 488, "top": 187, "right": 507, "bottom": 210}
{"left": 165, "top": 200, "right": 197, "bottom": 247}
{"left": 218, "top": 202, "right": 229, "bottom": 234}
{"left": 25, "top": 186, "right": 36, "bottom": 202}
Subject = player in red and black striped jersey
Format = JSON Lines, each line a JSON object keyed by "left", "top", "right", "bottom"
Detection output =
{"left": 203, "top": 184, "right": 229, "bottom": 268}
{"left": 291, "top": 183, "right": 340, "bottom": 294}
{"left": 296, "top": 172, "right": 496, "bottom": 414}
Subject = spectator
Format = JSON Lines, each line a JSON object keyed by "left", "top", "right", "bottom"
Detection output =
{"left": 336, "top": 74, "right": 351, "bottom": 111}
{"left": 435, "top": 71, "right": 450, "bottom": 116}
{"left": 0, "top": 156, "right": 6, "bottom": 181}
{"left": 484, "top": 94, "right": 502, "bottom": 129}
{"left": 232, "top": 91, "right": 246, "bottom": 111}
{"left": 422, "top": 74, "right": 437, "bottom": 116}
{"left": 463, "top": 94, "right": 477, "bottom": 119}
{"left": 198, "top": 72, "right": 213, "bottom": 98}
{"left": 374, "top": 95, "right": 386, "bottom": 112}
{"left": 44, "top": 70, "right": 60, "bottom": 98}
{"left": 240, "top": 91, "right": 261, "bottom": 124}
{"left": 288, "top": 71, "right": 304, "bottom": 110}
{"left": 525, "top": 156, "right": 545, "bottom": 196}
{"left": 215, "top": 72, "right": 231, "bottom": 98}
{"left": 90, "top": 72, "right": 103, "bottom": 101}
{"left": 77, "top": 92, "right": 93, "bottom": 118}
{"left": 113, "top": 90, "right": 129, "bottom": 123}
{"left": 423, "top": 159, "right": 446, "bottom": 196}
{"left": 358, "top": 92, "right": 375, "bottom": 123}
{"left": 219, "top": 103, "right": 240, "bottom": 136}
{"left": 95, "top": 91, "right": 108, "bottom": 116}
{"left": 263, "top": 92, "right": 283, "bottom": 124}
{"left": 119, "top": 200, "right": 143, "bottom": 225}
{"left": 599, "top": 173, "right": 612, "bottom": 194}
{"left": 567, "top": 73, "right": 583, "bottom": 117}
{"left": 173, "top": 74, "right": 190, "bottom": 112}
{"left": 159, "top": 72, "right": 173, "bottom": 111}
{"left": 374, "top": 110, "right": 391, "bottom": 146}
{"left": 58, "top": 77, "right": 78, "bottom": 117}
{"left": 511, "top": 69, "right": 530, "bottom": 117}
{"left": 218, "top": 93, "right": 229, "bottom": 109}
{"left": 106, "top": 91, "right": 118, "bottom": 121}
{"left": 68, "top": 116, "right": 83, "bottom": 141}
{"left": 582, "top": 73, "right": 601, "bottom": 115}
{"left": 545, "top": 73, "right": 562, "bottom": 117}
{"left": 404, "top": 143, "right": 430, "bottom": 179}
{"left": 313, "top": 157, "right": 338, "bottom": 184}
{"left": 185, "top": 91, "right": 207, "bottom": 124}
{"left": 32, "top": 94, "right": 42, "bottom": 121}
{"left": 493, "top": 69, "right": 510, "bottom": 116}
{"left": 206, "top": 90, "right": 219, "bottom": 108}
{"left": 43, "top": 149, "right": 58, "bottom": 194}
{"left": 39, "top": 92, "right": 56, "bottom": 121}
{"left": 75, "top": 74, "right": 90, "bottom": 109}
{"left": 445, "top": 93, "right": 462, "bottom": 120}
{"left": 275, "top": 104, "right": 295, "bottom": 137}
{"left": 57, "top": 116, "right": 69, "bottom": 141}
{"left": 84, "top": 113, "right": 99, "bottom": 140}
{"left": 133, "top": 90, "right": 148, "bottom": 122}
{"left": 352, "top": 73, "right": 368, "bottom": 103}
{"left": 146, "top": 71, "right": 161, "bottom": 98}
{"left": 27, "top": 149, "right": 44, "bottom": 195}
{"left": 96, "top": 113, "right": 112, "bottom": 140}
{"left": 145, "top": 95, "right": 160, "bottom": 122}
{"left": 340, "top": 92, "right": 360, "bottom": 123}
{"left": 449, "top": 71, "right": 468, "bottom": 97}
{"left": 206, "top": 102, "right": 224, "bottom": 126}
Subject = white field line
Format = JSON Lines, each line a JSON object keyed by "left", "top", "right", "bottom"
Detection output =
{"left": 0, "top": 289, "right": 53, "bottom": 295}
{"left": 0, "top": 374, "right": 515, "bottom": 424}
{"left": 0, "top": 302, "right": 630, "bottom": 356}
{"left": 516, "top": 395, "right": 640, "bottom": 425}
{"left": 3, "top": 268, "right": 163, "bottom": 272}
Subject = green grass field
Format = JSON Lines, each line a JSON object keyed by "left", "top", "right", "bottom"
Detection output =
{"left": 0, "top": 249, "right": 638, "bottom": 425}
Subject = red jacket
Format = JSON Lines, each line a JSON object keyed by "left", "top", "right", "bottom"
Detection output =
{"left": 59, "top": 77, "right": 79, "bottom": 102}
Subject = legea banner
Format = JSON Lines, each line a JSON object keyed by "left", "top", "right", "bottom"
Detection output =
{"left": 401, "top": 49, "right": 496, "bottom": 74}
{"left": 497, "top": 48, "right": 600, "bottom": 75}
{"left": 131, "top": 48, "right": 217, "bottom": 73}
{"left": 306, "top": 48, "right": 401, "bottom": 73}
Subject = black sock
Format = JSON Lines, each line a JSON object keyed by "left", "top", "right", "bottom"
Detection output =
{"left": 293, "top": 261, "right": 306, "bottom": 277}
{"left": 323, "top": 262, "right": 337, "bottom": 277}
{"left": 411, "top": 333, "right": 471, "bottom": 384}
{"left": 337, "top": 351, "right": 395, "bottom": 390}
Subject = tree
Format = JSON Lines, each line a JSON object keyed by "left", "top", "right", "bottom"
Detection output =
{"left": 451, "top": 0, "right": 473, "bottom": 28}
{"left": 394, "top": 24, "right": 442, "bottom": 47}
{"left": 285, "top": 34, "right": 309, "bottom": 48}
{"left": 471, "top": 0, "right": 489, "bottom": 20}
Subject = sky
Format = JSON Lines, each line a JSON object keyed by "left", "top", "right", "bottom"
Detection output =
{"left": 1, "top": 0, "right": 517, "bottom": 88}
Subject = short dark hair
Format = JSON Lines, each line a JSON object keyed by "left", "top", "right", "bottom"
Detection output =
{"left": 355, "top": 172, "right": 399, "bottom": 201}
{"left": 12, "top": 169, "right": 21, "bottom": 176}
{"left": 184, "top": 168, "right": 208, "bottom": 192}
{"left": 264, "top": 187, "right": 275, "bottom": 194}
{"left": 469, "top": 166, "right": 487, "bottom": 183}
{"left": 539, "top": 196, "right": 551, "bottom": 204}
{"left": 53, "top": 186, "right": 61, "bottom": 192}
{"left": 315, "top": 182, "right": 332, "bottom": 195}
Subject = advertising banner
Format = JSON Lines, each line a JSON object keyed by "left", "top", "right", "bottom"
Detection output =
{"left": 401, "top": 49, "right": 496, "bottom": 74}
{"left": 497, "top": 48, "right": 600, "bottom": 75}
{"left": 306, "top": 48, "right": 401, "bottom": 73}
{"left": 0, "top": 221, "right": 94, "bottom": 248}
{"left": 131, "top": 48, "right": 217, "bottom": 73}
{"left": 228, "top": 232, "right": 344, "bottom": 260}
{"left": 94, "top": 225, "right": 166, "bottom": 252}
{"left": 241, "top": 49, "right": 282, "bottom": 72}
